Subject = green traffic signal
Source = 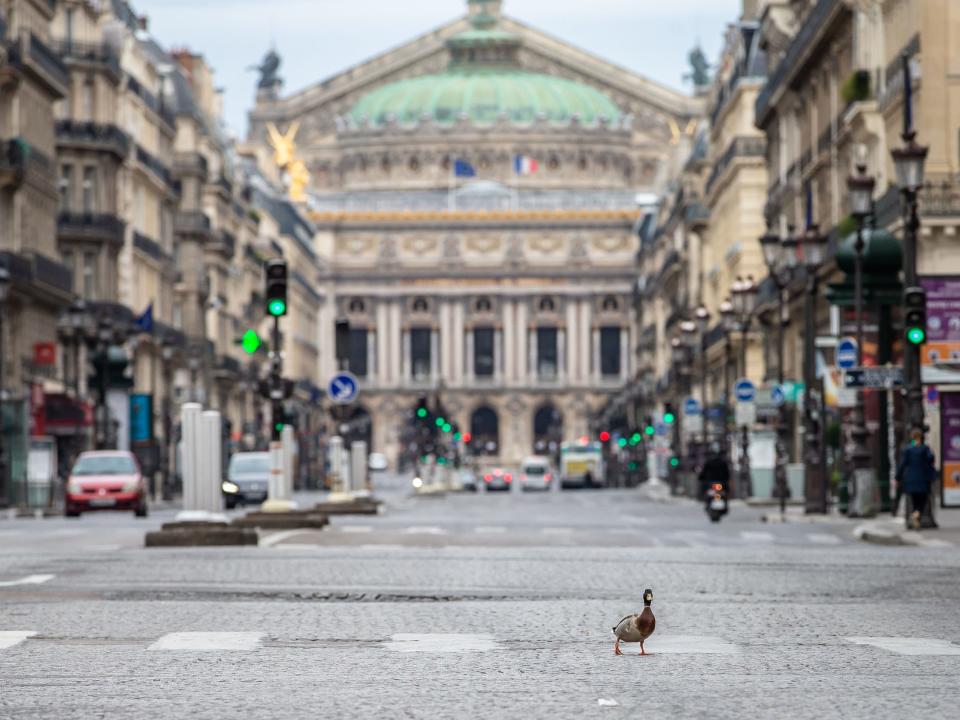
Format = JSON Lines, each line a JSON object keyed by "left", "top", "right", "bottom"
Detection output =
{"left": 617, "top": 438, "right": 627, "bottom": 448}
{"left": 268, "top": 299, "right": 287, "bottom": 317}
{"left": 907, "top": 327, "right": 926, "bottom": 345}
{"left": 644, "top": 425, "right": 655, "bottom": 436}
{"left": 442, "top": 423, "right": 452, "bottom": 433}
{"left": 437, "top": 457, "right": 447, "bottom": 465}
{"left": 663, "top": 413, "right": 676, "bottom": 425}
{"left": 669, "top": 457, "right": 680, "bottom": 468}
{"left": 241, "top": 329, "right": 262, "bottom": 354}
{"left": 631, "top": 432, "right": 642, "bottom": 443}
{"left": 274, "top": 422, "right": 284, "bottom": 432}
{"left": 453, "top": 432, "right": 462, "bottom": 442}
{"left": 417, "top": 408, "right": 428, "bottom": 419}
{"left": 435, "top": 417, "right": 445, "bottom": 428}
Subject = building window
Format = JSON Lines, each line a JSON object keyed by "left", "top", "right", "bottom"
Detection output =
{"left": 475, "top": 297, "right": 492, "bottom": 313}
{"left": 348, "top": 298, "right": 366, "bottom": 314}
{"left": 537, "top": 327, "right": 558, "bottom": 379}
{"left": 600, "top": 326, "right": 621, "bottom": 377}
{"left": 411, "top": 296, "right": 429, "bottom": 313}
{"left": 82, "top": 251, "right": 96, "bottom": 300}
{"left": 62, "top": 251, "right": 75, "bottom": 289}
{"left": 82, "top": 167, "right": 97, "bottom": 213}
{"left": 349, "top": 328, "right": 368, "bottom": 378}
{"left": 411, "top": 327, "right": 431, "bottom": 380}
{"left": 474, "top": 326, "right": 494, "bottom": 378}
{"left": 59, "top": 165, "right": 73, "bottom": 210}
{"left": 82, "top": 77, "right": 95, "bottom": 121}
{"left": 538, "top": 297, "right": 556, "bottom": 313}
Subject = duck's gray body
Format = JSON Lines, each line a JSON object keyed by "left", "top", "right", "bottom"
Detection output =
{"left": 613, "top": 607, "right": 655, "bottom": 643}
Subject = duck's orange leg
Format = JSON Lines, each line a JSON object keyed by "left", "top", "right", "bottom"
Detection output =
{"left": 614, "top": 640, "right": 624, "bottom": 656}
{"left": 639, "top": 641, "right": 652, "bottom": 656}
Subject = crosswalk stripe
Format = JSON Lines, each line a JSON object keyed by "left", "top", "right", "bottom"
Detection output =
{"left": 384, "top": 633, "right": 500, "bottom": 653}
{"left": 541, "top": 527, "right": 574, "bottom": 535}
{"left": 148, "top": 632, "right": 265, "bottom": 651}
{"left": 401, "top": 527, "right": 447, "bottom": 535}
{"left": 0, "top": 631, "right": 37, "bottom": 650}
{"left": 740, "top": 531, "right": 775, "bottom": 543}
{"left": 474, "top": 526, "right": 507, "bottom": 534}
{"left": 846, "top": 637, "right": 960, "bottom": 655}
{"left": 641, "top": 635, "right": 739, "bottom": 654}
{"left": 338, "top": 526, "right": 374, "bottom": 534}
{"left": 0, "top": 574, "right": 55, "bottom": 588}
{"left": 807, "top": 533, "right": 842, "bottom": 545}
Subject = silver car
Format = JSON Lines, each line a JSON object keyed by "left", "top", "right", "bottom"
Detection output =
{"left": 222, "top": 452, "right": 271, "bottom": 508}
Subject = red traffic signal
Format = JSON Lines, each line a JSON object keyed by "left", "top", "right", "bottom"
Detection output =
{"left": 599, "top": 431, "right": 611, "bottom": 443}
{"left": 462, "top": 432, "right": 472, "bottom": 443}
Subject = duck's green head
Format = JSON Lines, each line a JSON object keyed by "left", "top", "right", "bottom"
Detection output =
{"left": 643, "top": 589, "right": 653, "bottom": 605}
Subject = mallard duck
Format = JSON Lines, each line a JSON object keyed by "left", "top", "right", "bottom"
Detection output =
{"left": 612, "top": 588, "right": 655, "bottom": 656}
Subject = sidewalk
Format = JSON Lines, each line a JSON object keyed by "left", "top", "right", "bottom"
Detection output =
{"left": 853, "top": 507, "right": 960, "bottom": 547}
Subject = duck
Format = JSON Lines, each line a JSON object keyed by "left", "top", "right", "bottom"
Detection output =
{"left": 612, "top": 588, "right": 655, "bottom": 656}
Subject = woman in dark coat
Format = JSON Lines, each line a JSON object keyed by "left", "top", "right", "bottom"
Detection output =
{"left": 896, "top": 430, "right": 937, "bottom": 530}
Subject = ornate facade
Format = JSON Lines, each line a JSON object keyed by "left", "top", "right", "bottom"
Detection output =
{"left": 248, "top": 0, "right": 703, "bottom": 465}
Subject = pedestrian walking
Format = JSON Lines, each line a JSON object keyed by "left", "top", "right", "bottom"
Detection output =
{"left": 895, "top": 430, "right": 937, "bottom": 530}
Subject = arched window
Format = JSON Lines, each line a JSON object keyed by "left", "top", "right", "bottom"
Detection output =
{"left": 348, "top": 298, "right": 366, "bottom": 314}
{"left": 533, "top": 404, "right": 563, "bottom": 454}
{"left": 538, "top": 297, "right": 556, "bottom": 313}
{"left": 470, "top": 406, "right": 499, "bottom": 457}
{"left": 475, "top": 297, "right": 493, "bottom": 313}
{"left": 411, "top": 297, "right": 429, "bottom": 313}
{"left": 601, "top": 295, "right": 620, "bottom": 312}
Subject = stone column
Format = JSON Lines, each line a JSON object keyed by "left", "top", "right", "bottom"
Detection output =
{"left": 558, "top": 328, "right": 566, "bottom": 381}
{"left": 390, "top": 302, "right": 402, "bottom": 386}
{"left": 493, "top": 327, "right": 502, "bottom": 380}
{"left": 516, "top": 299, "right": 528, "bottom": 382}
{"left": 579, "top": 300, "right": 591, "bottom": 383}
{"left": 368, "top": 329, "right": 377, "bottom": 384}
{"left": 401, "top": 328, "right": 410, "bottom": 382}
{"left": 466, "top": 327, "right": 475, "bottom": 383}
{"left": 528, "top": 327, "right": 537, "bottom": 382}
{"left": 430, "top": 328, "right": 439, "bottom": 382}
{"left": 620, "top": 327, "right": 629, "bottom": 381}
{"left": 439, "top": 301, "right": 451, "bottom": 381}
{"left": 565, "top": 300, "right": 578, "bottom": 382}
{"left": 376, "top": 301, "right": 389, "bottom": 384}
{"left": 592, "top": 328, "right": 601, "bottom": 383}
{"left": 503, "top": 300, "right": 515, "bottom": 383}
{"left": 453, "top": 300, "right": 464, "bottom": 384}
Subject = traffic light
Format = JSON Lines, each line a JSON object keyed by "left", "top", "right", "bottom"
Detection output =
{"left": 240, "top": 329, "right": 262, "bottom": 355}
{"left": 663, "top": 403, "right": 676, "bottom": 425}
{"left": 617, "top": 437, "right": 627, "bottom": 448}
{"left": 462, "top": 432, "right": 472, "bottom": 444}
{"left": 265, "top": 259, "right": 288, "bottom": 317}
{"left": 417, "top": 407, "right": 428, "bottom": 419}
{"left": 599, "top": 430, "right": 611, "bottom": 443}
{"left": 644, "top": 416, "right": 655, "bottom": 436}
{"left": 904, "top": 286, "right": 927, "bottom": 345}
{"left": 669, "top": 455, "right": 680, "bottom": 468}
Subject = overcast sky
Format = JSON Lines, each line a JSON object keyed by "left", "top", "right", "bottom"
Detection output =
{"left": 133, "top": 0, "right": 741, "bottom": 138}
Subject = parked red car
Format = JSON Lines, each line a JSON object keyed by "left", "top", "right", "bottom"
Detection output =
{"left": 65, "top": 451, "right": 148, "bottom": 517}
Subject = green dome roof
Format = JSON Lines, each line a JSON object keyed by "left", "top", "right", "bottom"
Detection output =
{"left": 349, "top": 68, "right": 622, "bottom": 128}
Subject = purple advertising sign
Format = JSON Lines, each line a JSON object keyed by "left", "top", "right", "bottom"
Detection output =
{"left": 939, "top": 391, "right": 960, "bottom": 508}
{"left": 920, "top": 277, "right": 960, "bottom": 365}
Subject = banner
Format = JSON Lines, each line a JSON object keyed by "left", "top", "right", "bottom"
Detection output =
{"left": 939, "top": 391, "right": 960, "bottom": 508}
{"left": 921, "top": 277, "right": 960, "bottom": 366}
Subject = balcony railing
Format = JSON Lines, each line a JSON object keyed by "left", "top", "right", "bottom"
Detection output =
{"left": 58, "top": 212, "right": 126, "bottom": 245}
{"left": 56, "top": 120, "right": 129, "bottom": 159}
{"left": 135, "top": 144, "right": 177, "bottom": 191}
{"left": 54, "top": 40, "right": 121, "bottom": 79}
{"left": 705, "top": 136, "right": 766, "bottom": 196}
{"left": 126, "top": 75, "right": 176, "bottom": 129}
{"left": 174, "top": 210, "right": 211, "bottom": 238}
{"left": 173, "top": 151, "right": 208, "bottom": 178}
{"left": 19, "top": 32, "right": 70, "bottom": 94}
{"left": 133, "top": 231, "right": 171, "bottom": 263}
{"left": 756, "top": 0, "right": 841, "bottom": 125}
{"left": 0, "top": 137, "right": 53, "bottom": 185}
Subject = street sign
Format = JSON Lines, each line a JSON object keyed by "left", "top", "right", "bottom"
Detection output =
{"left": 734, "top": 379, "right": 756, "bottom": 403}
{"left": 843, "top": 366, "right": 904, "bottom": 389}
{"left": 735, "top": 402, "right": 756, "bottom": 427}
{"left": 683, "top": 397, "right": 702, "bottom": 416}
{"left": 836, "top": 337, "right": 859, "bottom": 369}
{"left": 328, "top": 372, "right": 359, "bottom": 405}
{"left": 683, "top": 415, "right": 704, "bottom": 434}
{"left": 770, "top": 385, "right": 786, "bottom": 407}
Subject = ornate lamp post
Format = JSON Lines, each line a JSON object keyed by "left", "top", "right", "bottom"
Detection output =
{"left": 760, "top": 225, "right": 794, "bottom": 516}
{"left": 695, "top": 304, "right": 711, "bottom": 437}
{"left": 94, "top": 317, "right": 114, "bottom": 450}
{"left": 731, "top": 275, "right": 757, "bottom": 498}
{"left": 800, "top": 224, "right": 828, "bottom": 513}
{"left": 719, "top": 298, "right": 736, "bottom": 459}
{"left": 891, "top": 52, "right": 929, "bottom": 442}
{"left": 846, "top": 155, "right": 877, "bottom": 517}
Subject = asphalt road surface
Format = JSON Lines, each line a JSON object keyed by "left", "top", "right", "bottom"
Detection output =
{"left": 1, "top": 474, "right": 958, "bottom": 719}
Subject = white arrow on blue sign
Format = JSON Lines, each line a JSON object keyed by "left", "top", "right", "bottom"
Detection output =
{"left": 683, "top": 397, "right": 702, "bottom": 416}
{"left": 328, "top": 372, "right": 359, "bottom": 405}
{"left": 734, "top": 379, "right": 756, "bottom": 403}
{"left": 770, "top": 385, "right": 786, "bottom": 407}
{"left": 836, "top": 337, "right": 859, "bottom": 370}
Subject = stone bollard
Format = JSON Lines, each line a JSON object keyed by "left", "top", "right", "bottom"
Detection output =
{"left": 199, "top": 411, "right": 222, "bottom": 513}
{"left": 281, "top": 424, "right": 296, "bottom": 498}
{"left": 350, "top": 441, "right": 368, "bottom": 494}
{"left": 328, "top": 436, "right": 344, "bottom": 492}
{"left": 179, "top": 403, "right": 203, "bottom": 513}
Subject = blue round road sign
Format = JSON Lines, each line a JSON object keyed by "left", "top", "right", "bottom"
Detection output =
{"left": 328, "top": 372, "right": 359, "bottom": 405}
{"left": 836, "top": 337, "right": 859, "bottom": 370}
{"left": 734, "top": 379, "right": 756, "bottom": 403}
{"left": 683, "top": 397, "right": 702, "bottom": 416}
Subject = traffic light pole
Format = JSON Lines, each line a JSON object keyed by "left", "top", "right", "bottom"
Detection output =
{"left": 270, "top": 314, "right": 283, "bottom": 442}
{"left": 903, "top": 192, "right": 924, "bottom": 438}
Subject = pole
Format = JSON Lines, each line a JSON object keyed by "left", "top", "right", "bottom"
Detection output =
{"left": 902, "top": 190, "right": 923, "bottom": 436}
{"left": 849, "top": 220, "right": 876, "bottom": 516}
{"left": 271, "top": 315, "right": 282, "bottom": 443}
{"left": 739, "top": 316, "right": 753, "bottom": 498}
{"left": 0, "top": 308, "right": 6, "bottom": 506}
{"left": 775, "top": 280, "right": 788, "bottom": 517}
{"left": 98, "top": 339, "right": 108, "bottom": 450}
{"left": 803, "top": 270, "right": 825, "bottom": 513}
{"left": 724, "top": 332, "right": 732, "bottom": 460}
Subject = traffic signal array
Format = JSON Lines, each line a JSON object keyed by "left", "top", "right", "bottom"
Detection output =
{"left": 904, "top": 286, "right": 927, "bottom": 346}
{"left": 663, "top": 403, "right": 676, "bottom": 425}
{"left": 265, "top": 259, "right": 288, "bottom": 317}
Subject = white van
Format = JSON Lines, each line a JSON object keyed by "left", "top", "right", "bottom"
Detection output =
{"left": 520, "top": 456, "right": 554, "bottom": 491}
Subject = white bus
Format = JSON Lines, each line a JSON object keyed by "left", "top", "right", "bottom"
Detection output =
{"left": 560, "top": 441, "right": 605, "bottom": 488}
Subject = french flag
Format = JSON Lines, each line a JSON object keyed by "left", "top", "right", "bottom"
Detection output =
{"left": 513, "top": 154, "right": 539, "bottom": 176}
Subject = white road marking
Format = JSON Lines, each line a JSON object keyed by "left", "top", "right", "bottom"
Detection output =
{"left": 259, "top": 529, "right": 313, "bottom": 547}
{"left": 338, "top": 525, "right": 373, "bottom": 534}
{"left": 0, "top": 574, "right": 55, "bottom": 588}
{"left": 401, "top": 526, "right": 447, "bottom": 535}
{"left": 807, "top": 533, "right": 842, "bottom": 545}
{"left": 643, "top": 635, "right": 740, "bottom": 654}
{"left": 846, "top": 637, "right": 960, "bottom": 655}
{"left": 541, "top": 527, "right": 574, "bottom": 535}
{"left": 149, "top": 632, "right": 265, "bottom": 651}
{"left": 271, "top": 544, "right": 320, "bottom": 551}
{"left": 384, "top": 633, "right": 500, "bottom": 653}
{"left": 0, "top": 631, "right": 37, "bottom": 650}
{"left": 597, "top": 699, "right": 619, "bottom": 707}
{"left": 740, "top": 531, "right": 775, "bottom": 543}
{"left": 474, "top": 526, "right": 507, "bottom": 534}
{"left": 0, "top": 530, "right": 23, "bottom": 537}
{"left": 82, "top": 544, "right": 122, "bottom": 552}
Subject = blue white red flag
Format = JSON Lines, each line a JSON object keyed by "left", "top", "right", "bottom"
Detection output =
{"left": 513, "top": 154, "right": 539, "bottom": 176}
{"left": 453, "top": 159, "right": 476, "bottom": 178}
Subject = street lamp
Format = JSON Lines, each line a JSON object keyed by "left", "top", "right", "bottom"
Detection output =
{"left": 0, "top": 266, "right": 10, "bottom": 504}
{"left": 846, "top": 152, "right": 877, "bottom": 517}
{"left": 719, "top": 298, "right": 736, "bottom": 459}
{"left": 94, "top": 316, "right": 114, "bottom": 450}
{"left": 801, "top": 224, "right": 828, "bottom": 514}
{"left": 694, "top": 304, "right": 711, "bottom": 450}
{"left": 730, "top": 275, "right": 757, "bottom": 498}
{"left": 891, "top": 51, "right": 929, "bottom": 444}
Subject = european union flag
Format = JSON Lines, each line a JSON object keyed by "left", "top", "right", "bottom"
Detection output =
{"left": 453, "top": 158, "right": 476, "bottom": 178}
{"left": 134, "top": 303, "right": 154, "bottom": 334}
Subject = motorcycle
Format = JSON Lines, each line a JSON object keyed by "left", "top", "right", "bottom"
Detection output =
{"left": 706, "top": 483, "right": 728, "bottom": 523}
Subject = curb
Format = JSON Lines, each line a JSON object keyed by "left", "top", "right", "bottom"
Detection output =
{"left": 853, "top": 522, "right": 954, "bottom": 547}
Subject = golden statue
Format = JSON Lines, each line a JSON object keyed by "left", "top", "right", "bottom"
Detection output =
{"left": 266, "top": 121, "right": 310, "bottom": 201}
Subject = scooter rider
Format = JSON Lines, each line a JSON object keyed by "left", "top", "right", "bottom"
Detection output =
{"left": 699, "top": 443, "right": 731, "bottom": 511}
